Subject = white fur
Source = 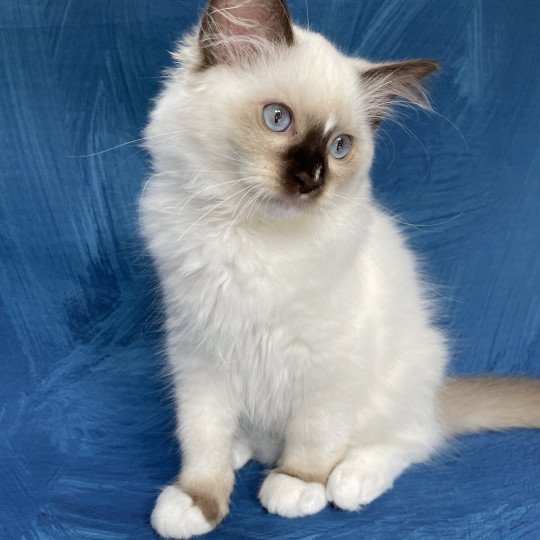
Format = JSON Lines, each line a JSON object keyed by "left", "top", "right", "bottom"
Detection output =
{"left": 141, "top": 16, "right": 447, "bottom": 540}
{"left": 231, "top": 438, "right": 252, "bottom": 470}
{"left": 259, "top": 473, "right": 327, "bottom": 517}
{"left": 151, "top": 486, "right": 212, "bottom": 539}
{"left": 326, "top": 446, "right": 413, "bottom": 510}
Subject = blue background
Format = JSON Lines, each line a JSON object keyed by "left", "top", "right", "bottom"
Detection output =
{"left": 1, "top": 1, "right": 539, "bottom": 538}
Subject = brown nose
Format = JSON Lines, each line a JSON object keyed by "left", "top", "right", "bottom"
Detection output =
{"left": 292, "top": 170, "right": 323, "bottom": 194}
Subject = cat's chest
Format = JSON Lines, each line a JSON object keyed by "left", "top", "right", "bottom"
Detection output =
{"left": 175, "top": 226, "right": 352, "bottom": 359}
{"left": 182, "top": 228, "right": 332, "bottom": 321}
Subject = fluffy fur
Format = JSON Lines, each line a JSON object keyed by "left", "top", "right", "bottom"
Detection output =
{"left": 139, "top": 1, "right": 540, "bottom": 538}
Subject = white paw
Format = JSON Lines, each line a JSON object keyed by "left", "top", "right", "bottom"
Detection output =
{"left": 259, "top": 472, "right": 327, "bottom": 518}
{"left": 231, "top": 439, "right": 252, "bottom": 470}
{"left": 326, "top": 461, "right": 395, "bottom": 511}
{"left": 151, "top": 485, "right": 213, "bottom": 539}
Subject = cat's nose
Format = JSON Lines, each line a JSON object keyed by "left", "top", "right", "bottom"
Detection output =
{"left": 292, "top": 170, "right": 323, "bottom": 194}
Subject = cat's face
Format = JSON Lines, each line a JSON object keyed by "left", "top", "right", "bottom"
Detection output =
{"left": 146, "top": 0, "right": 437, "bottom": 218}
{"left": 187, "top": 28, "right": 371, "bottom": 214}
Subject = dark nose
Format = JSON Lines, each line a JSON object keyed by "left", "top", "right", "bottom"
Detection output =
{"left": 292, "top": 170, "right": 322, "bottom": 194}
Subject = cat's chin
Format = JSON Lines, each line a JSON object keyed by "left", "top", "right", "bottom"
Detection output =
{"left": 259, "top": 192, "right": 323, "bottom": 220}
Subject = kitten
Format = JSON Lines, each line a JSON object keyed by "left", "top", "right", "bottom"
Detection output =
{"left": 139, "top": 1, "right": 540, "bottom": 538}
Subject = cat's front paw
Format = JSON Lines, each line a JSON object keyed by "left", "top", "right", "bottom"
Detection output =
{"left": 326, "top": 460, "right": 395, "bottom": 511}
{"left": 151, "top": 485, "right": 214, "bottom": 539}
{"left": 259, "top": 472, "right": 327, "bottom": 518}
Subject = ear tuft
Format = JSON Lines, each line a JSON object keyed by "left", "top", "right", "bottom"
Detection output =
{"left": 199, "top": 0, "right": 294, "bottom": 68}
{"left": 359, "top": 59, "right": 439, "bottom": 127}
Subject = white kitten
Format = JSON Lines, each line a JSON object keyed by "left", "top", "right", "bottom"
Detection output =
{"left": 139, "top": 1, "right": 540, "bottom": 538}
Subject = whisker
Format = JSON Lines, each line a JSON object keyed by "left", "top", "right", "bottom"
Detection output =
{"left": 228, "top": 185, "right": 261, "bottom": 232}
{"left": 177, "top": 184, "right": 254, "bottom": 244}
{"left": 333, "top": 193, "right": 462, "bottom": 230}
{"left": 247, "top": 187, "right": 268, "bottom": 227}
{"left": 430, "top": 108, "right": 470, "bottom": 152}
{"left": 231, "top": 183, "right": 259, "bottom": 219}
{"left": 175, "top": 177, "right": 255, "bottom": 217}
{"left": 68, "top": 129, "right": 191, "bottom": 158}
{"left": 385, "top": 118, "right": 431, "bottom": 182}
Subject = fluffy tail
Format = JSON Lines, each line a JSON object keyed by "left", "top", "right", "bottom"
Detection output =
{"left": 438, "top": 377, "right": 540, "bottom": 435}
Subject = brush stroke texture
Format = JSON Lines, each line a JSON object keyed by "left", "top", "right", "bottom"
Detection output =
{"left": 0, "top": 1, "right": 538, "bottom": 538}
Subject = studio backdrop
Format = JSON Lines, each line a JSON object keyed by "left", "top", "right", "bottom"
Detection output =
{"left": 1, "top": 1, "right": 539, "bottom": 538}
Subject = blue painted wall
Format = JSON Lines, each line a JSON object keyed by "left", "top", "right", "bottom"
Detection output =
{"left": 1, "top": 1, "right": 538, "bottom": 538}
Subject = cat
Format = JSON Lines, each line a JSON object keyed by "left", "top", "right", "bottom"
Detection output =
{"left": 139, "top": 1, "right": 540, "bottom": 538}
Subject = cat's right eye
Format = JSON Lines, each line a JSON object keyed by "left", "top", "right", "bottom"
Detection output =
{"left": 263, "top": 103, "right": 292, "bottom": 132}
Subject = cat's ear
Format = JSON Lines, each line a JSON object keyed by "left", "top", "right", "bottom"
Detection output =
{"left": 358, "top": 59, "right": 439, "bottom": 128}
{"left": 198, "top": 0, "right": 294, "bottom": 68}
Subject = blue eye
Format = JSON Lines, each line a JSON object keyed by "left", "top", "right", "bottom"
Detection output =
{"left": 263, "top": 103, "right": 292, "bottom": 132}
{"left": 329, "top": 135, "right": 352, "bottom": 159}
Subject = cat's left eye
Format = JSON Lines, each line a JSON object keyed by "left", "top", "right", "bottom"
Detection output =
{"left": 329, "top": 135, "right": 352, "bottom": 159}
{"left": 263, "top": 103, "right": 292, "bottom": 132}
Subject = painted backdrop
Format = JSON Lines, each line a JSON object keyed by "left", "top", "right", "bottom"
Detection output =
{"left": 1, "top": 1, "right": 539, "bottom": 538}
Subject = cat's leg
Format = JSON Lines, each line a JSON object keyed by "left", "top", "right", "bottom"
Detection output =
{"left": 259, "top": 400, "right": 350, "bottom": 518}
{"left": 326, "top": 443, "right": 432, "bottom": 511}
{"left": 231, "top": 437, "right": 252, "bottom": 470}
{"left": 151, "top": 365, "right": 235, "bottom": 539}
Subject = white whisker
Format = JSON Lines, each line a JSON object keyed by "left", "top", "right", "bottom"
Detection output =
{"left": 177, "top": 184, "right": 254, "bottom": 244}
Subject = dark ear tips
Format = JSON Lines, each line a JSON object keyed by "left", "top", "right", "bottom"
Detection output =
{"left": 198, "top": 0, "right": 294, "bottom": 69}
{"left": 360, "top": 59, "right": 440, "bottom": 84}
{"left": 359, "top": 58, "right": 440, "bottom": 127}
{"left": 410, "top": 59, "right": 440, "bottom": 78}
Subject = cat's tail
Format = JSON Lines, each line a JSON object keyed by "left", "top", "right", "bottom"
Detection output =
{"left": 438, "top": 377, "right": 540, "bottom": 435}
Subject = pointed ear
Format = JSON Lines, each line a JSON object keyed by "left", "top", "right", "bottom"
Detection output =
{"left": 358, "top": 59, "right": 439, "bottom": 127}
{"left": 199, "top": 0, "right": 294, "bottom": 68}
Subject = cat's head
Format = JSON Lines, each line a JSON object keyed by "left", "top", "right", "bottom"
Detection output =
{"left": 146, "top": 0, "right": 438, "bottom": 218}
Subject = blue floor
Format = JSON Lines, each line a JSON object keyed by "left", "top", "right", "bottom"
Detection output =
{"left": 1, "top": 1, "right": 539, "bottom": 538}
